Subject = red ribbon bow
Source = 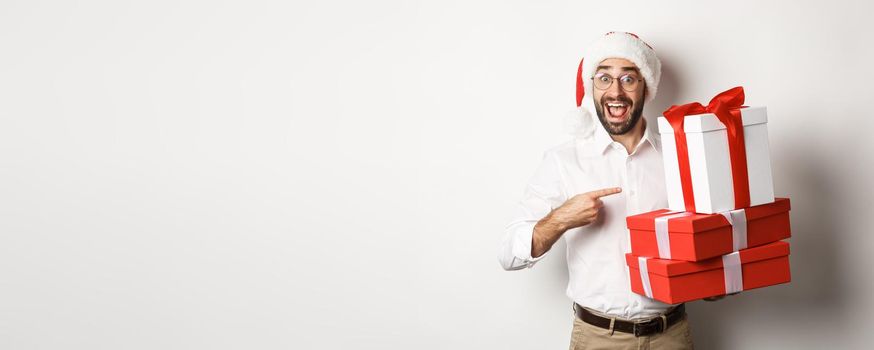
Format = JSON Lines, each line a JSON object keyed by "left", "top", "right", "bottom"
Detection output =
{"left": 662, "top": 86, "right": 750, "bottom": 211}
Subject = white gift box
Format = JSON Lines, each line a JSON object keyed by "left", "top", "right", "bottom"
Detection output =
{"left": 657, "top": 106, "right": 775, "bottom": 214}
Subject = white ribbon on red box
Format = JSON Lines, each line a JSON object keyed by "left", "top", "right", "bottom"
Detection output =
{"left": 654, "top": 212, "right": 694, "bottom": 259}
{"left": 637, "top": 251, "right": 745, "bottom": 300}
{"left": 651, "top": 208, "right": 749, "bottom": 259}
{"left": 637, "top": 208, "right": 751, "bottom": 300}
{"left": 637, "top": 256, "right": 654, "bottom": 298}
{"left": 637, "top": 209, "right": 747, "bottom": 298}
{"left": 719, "top": 209, "right": 748, "bottom": 251}
{"left": 721, "top": 251, "right": 744, "bottom": 294}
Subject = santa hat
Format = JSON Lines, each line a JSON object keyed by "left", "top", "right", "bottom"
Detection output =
{"left": 566, "top": 32, "right": 661, "bottom": 139}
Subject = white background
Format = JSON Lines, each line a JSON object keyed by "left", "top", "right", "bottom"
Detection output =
{"left": 2, "top": 1, "right": 873, "bottom": 349}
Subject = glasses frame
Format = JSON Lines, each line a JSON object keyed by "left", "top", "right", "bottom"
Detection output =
{"left": 591, "top": 72, "right": 644, "bottom": 92}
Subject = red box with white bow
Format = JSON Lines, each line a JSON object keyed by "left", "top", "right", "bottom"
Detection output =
{"left": 626, "top": 241, "right": 791, "bottom": 304}
{"left": 627, "top": 198, "right": 791, "bottom": 262}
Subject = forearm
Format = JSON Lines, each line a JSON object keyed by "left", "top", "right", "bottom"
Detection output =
{"left": 531, "top": 211, "right": 568, "bottom": 258}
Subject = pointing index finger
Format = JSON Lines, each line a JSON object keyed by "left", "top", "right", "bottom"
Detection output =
{"left": 587, "top": 187, "right": 622, "bottom": 199}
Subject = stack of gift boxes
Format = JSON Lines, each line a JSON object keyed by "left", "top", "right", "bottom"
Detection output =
{"left": 625, "top": 87, "right": 792, "bottom": 304}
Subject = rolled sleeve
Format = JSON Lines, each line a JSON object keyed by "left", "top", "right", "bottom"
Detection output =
{"left": 498, "top": 150, "right": 568, "bottom": 271}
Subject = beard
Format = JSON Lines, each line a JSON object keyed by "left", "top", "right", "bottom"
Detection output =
{"left": 594, "top": 95, "right": 644, "bottom": 135}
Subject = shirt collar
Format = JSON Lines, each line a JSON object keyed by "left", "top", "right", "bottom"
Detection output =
{"left": 586, "top": 118, "right": 661, "bottom": 156}
{"left": 642, "top": 119, "right": 661, "bottom": 153}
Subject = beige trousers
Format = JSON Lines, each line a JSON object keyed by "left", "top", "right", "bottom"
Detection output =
{"left": 568, "top": 309, "right": 694, "bottom": 350}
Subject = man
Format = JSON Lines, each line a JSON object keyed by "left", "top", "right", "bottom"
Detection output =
{"left": 498, "top": 32, "right": 694, "bottom": 349}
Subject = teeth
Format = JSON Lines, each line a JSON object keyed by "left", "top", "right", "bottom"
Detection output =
{"left": 607, "top": 103, "right": 626, "bottom": 107}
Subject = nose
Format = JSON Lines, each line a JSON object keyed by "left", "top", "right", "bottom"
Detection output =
{"left": 605, "top": 79, "right": 626, "bottom": 99}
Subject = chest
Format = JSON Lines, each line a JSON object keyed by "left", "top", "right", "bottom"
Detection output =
{"left": 561, "top": 149, "right": 668, "bottom": 216}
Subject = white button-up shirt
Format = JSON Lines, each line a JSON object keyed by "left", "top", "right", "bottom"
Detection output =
{"left": 498, "top": 120, "right": 675, "bottom": 320}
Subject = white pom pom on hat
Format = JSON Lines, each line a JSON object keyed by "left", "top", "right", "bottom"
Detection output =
{"left": 566, "top": 32, "right": 661, "bottom": 139}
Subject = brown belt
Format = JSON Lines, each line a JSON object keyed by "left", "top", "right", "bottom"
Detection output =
{"left": 573, "top": 303, "right": 686, "bottom": 337}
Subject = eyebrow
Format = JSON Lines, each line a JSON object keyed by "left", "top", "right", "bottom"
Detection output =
{"left": 596, "top": 65, "right": 641, "bottom": 73}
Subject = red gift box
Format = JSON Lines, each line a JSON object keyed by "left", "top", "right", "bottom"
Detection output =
{"left": 626, "top": 241, "right": 791, "bottom": 304}
{"left": 627, "top": 198, "right": 791, "bottom": 262}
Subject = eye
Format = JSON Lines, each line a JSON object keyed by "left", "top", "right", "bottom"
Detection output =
{"left": 620, "top": 75, "right": 636, "bottom": 84}
{"left": 597, "top": 75, "right": 611, "bottom": 83}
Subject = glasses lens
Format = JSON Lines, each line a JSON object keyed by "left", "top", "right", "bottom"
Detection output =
{"left": 619, "top": 75, "right": 640, "bottom": 92}
{"left": 593, "top": 74, "right": 612, "bottom": 90}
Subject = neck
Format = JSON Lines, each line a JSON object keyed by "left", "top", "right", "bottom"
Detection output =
{"left": 610, "top": 118, "right": 646, "bottom": 154}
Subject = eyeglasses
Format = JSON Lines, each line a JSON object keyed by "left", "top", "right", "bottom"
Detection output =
{"left": 592, "top": 72, "right": 643, "bottom": 92}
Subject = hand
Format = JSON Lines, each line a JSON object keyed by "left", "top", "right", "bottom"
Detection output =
{"left": 531, "top": 187, "right": 622, "bottom": 258}
{"left": 551, "top": 187, "right": 622, "bottom": 230}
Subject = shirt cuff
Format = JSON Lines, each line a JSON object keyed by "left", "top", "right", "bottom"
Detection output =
{"left": 512, "top": 223, "right": 548, "bottom": 268}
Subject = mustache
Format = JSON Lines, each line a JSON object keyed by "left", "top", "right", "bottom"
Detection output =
{"left": 600, "top": 96, "right": 633, "bottom": 105}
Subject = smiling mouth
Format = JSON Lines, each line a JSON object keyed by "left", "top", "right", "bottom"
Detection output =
{"left": 605, "top": 102, "right": 630, "bottom": 120}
